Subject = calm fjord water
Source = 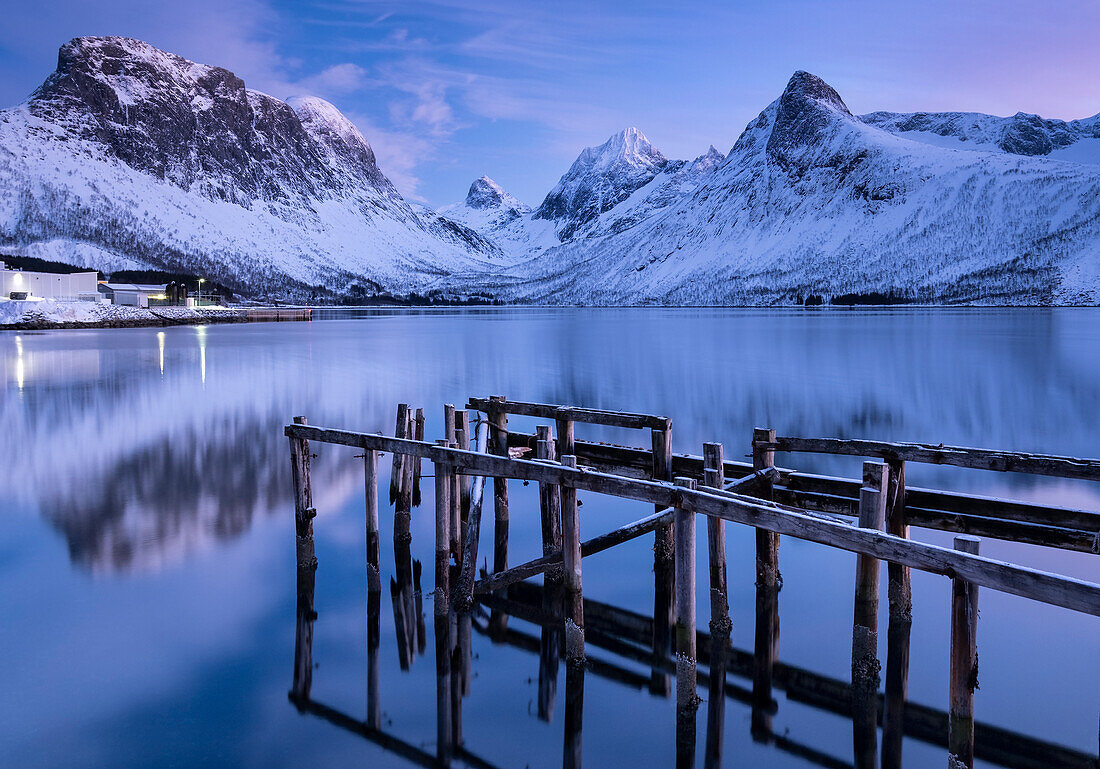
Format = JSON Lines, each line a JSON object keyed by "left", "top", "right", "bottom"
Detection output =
{"left": 1, "top": 308, "right": 1098, "bottom": 768}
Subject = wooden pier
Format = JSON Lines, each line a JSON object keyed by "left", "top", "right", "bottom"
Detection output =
{"left": 285, "top": 396, "right": 1100, "bottom": 769}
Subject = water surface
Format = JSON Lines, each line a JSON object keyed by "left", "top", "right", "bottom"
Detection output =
{"left": 2, "top": 308, "right": 1097, "bottom": 768}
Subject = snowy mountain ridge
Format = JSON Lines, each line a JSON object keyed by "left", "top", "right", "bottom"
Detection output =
{"left": 448, "top": 71, "right": 1100, "bottom": 305}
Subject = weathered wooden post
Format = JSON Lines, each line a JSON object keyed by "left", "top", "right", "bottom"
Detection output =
{"left": 853, "top": 460, "right": 889, "bottom": 769}
{"left": 949, "top": 535, "right": 981, "bottom": 769}
{"left": 444, "top": 405, "right": 461, "bottom": 558}
{"left": 390, "top": 404, "right": 409, "bottom": 504}
{"left": 289, "top": 416, "right": 317, "bottom": 704}
{"left": 883, "top": 458, "right": 910, "bottom": 769}
{"left": 702, "top": 443, "right": 729, "bottom": 769}
{"left": 537, "top": 425, "right": 562, "bottom": 722}
{"left": 488, "top": 395, "right": 510, "bottom": 637}
{"left": 433, "top": 440, "right": 453, "bottom": 766}
{"left": 413, "top": 408, "right": 425, "bottom": 506}
{"left": 456, "top": 409, "right": 472, "bottom": 523}
{"left": 674, "top": 476, "right": 698, "bottom": 769}
{"left": 560, "top": 455, "right": 584, "bottom": 665}
{"left": 652, "top": 425, "right": 675, "bottom": 696}
{"left": 560, "top": 454, "right": 584, "bottom": 769}
{"left": 556, "top": 416, "right": 576, "bottom": 457}
{"left": 363, "top": 443, "right": 381, "bottom": 728}
{"left": 751, "top": 427, "right": 779, "bottom": 742}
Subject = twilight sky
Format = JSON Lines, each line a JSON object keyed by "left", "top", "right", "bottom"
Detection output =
{"left": 1, "top": 0, "right": 1098, "bottom": 207}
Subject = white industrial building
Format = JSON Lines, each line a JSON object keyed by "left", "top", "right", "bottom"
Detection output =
{"left": 1, "top": 261, "right": 100, "bottom": 300}
{"left": 98, "top": 283, "right": 168, "bottom": 308}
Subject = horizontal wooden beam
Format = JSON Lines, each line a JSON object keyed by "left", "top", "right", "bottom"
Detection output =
{"left": 767, "top": 437, "right": 1100, "bottom": 482}
{"left": 467, "top": 397, "right": 671, "bottom": 431}
{"left": 775, "top": 487, "right": 1100, "bottom": 554}
{"left": 286, "top": 423, "right": 1100, "bottom": 616}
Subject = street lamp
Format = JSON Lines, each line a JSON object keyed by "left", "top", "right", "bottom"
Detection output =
{"left": 197, "top": 278, "right": 205, "bottom": 304}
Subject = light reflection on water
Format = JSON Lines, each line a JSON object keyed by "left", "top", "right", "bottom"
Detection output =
{"left": 0, "top": 307, "right": 1097, "bottom": 768}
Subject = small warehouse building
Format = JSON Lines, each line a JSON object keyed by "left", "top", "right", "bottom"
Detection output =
{"left": 98, "top": 283, "right": 168, "bottom": 308}
{"left": 0, "top": 261, "right": 100, "bottom": 301}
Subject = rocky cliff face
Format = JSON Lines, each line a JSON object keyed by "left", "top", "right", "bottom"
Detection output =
{"left": 0, "top": 36, "right": 495, "bottom": 297}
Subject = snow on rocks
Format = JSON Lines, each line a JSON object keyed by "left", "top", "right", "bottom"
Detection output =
{"left": 0, "top": 300, "right": 244, "bottom": 329}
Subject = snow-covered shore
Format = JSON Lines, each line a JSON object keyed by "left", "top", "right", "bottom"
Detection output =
{"left": 0, "top": 300, "right": 246, "bottom": 330}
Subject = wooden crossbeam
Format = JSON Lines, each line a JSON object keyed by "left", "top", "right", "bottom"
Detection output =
{"left": 285, "top": 423, "right": 1100, "bottom": 616}
{"left": 467, "top": 397, "right": 671, "bottom": 431}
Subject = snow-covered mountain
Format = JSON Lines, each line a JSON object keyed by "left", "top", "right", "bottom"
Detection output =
{"left": 440, "top": 130, "right": 726, "bottom": 264}
{"left": 451, "top": 72, "right": 1100, "bottom": 305}
{"left": 862, "top": 109, "right": 1100, "bottom": 163}
{"left": 0, "top": 36, "right": 496, "bottom": 298}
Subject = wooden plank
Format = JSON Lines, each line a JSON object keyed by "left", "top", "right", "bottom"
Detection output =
{"left": 284, "top": 424, "right": 1100, "bottom": 616}
{"left": 882, "top": 457, "right": 910, "bottom": 769}
{"left": 536, "top": 427, "right": 563, "bottom": 561}
{"left": 413, "top": 408, "right": 425, "bottom": 507}
{"left": 768, "top": 437, "right": 1100, "bottom": 482}
{"left": 557, "top": 418, "right": 576, "bottom": 457}
{"left": 702, "top": 443, "right": 729, "bottom": 769}
{"left": 468, "top": 396, "right": 671, "bottom": 431}
{"left": 950, "top": 536, "right": 981, "bottom": 769}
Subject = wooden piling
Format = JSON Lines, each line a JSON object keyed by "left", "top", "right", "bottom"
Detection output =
{"left": 561, "top": 453, "right": 584, "bottom": 769}
{"left": 289, "top": 415, "right": 316, "bottom": 575}
{"left": 702, "top": 443, "right": 729, "bottom": 769}
{"left": 949, "top": 535, "right": 981, "bottom": 769}
{"left": 560, "top": 455, "right": 584, "bottom": 665}
{"left": 390, "top": 404, "right": 409, "bottom": 504}
{"left": 557, "top": 418, "right": 576, "bottom": 457}
{"left": 853, "top": 461, "right": 889, "bottom": 769}
{"left": 674, "top": 476, "right": 698, "bottom": 769}
{"left": 433, "top": 442, "right": 453, "bottom": 766}
{"left": 445, "top": 406, "right": 461, "bottom": 558}
{"left": 537, "top": 426, "right": 563, "bottom": 559}
{"left": 883, "top": 459, "right": 911, "bottom": 769}
{"left": 537, "top": 425, "right": 563, "bottom": 722}
{"left": 751, "top": 427, "right": 779, "bottom": 741}
{"left": 652, "top": 427, "right": 675, "bottom": 696}
{"left": 457, "top": 410, "right": 472, "bottom": 524}
{"left": 289, "top": 416, "right": 317, "bottom": 704}
{"left": 363, "top": 444, "right": 381, "bottom": 728}
{"left": 413, "top": 408, "right": 425, "bottom": 506}
{"left": 488, "top": 396, "right": 510, "bottom": 636}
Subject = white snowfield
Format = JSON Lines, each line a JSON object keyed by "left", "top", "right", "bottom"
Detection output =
{"left": 0, "top": 299, "right": 242, "bottom": 328}
{"left": 1, "top": 37, "right": 1098, "bottom": 305}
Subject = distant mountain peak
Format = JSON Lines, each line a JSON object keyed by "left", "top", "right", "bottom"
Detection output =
{"left": 782, "top": 71, "right": 851, "bottom": 115}
{"left": 465, "top": 175, "right": 525, "bottom": 211}
{"left": 534, "top": 127, "right": 670, "bottom": 239}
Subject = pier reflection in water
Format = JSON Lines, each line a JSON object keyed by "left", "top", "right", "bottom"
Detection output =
{"left": 291, "top": 565, "right": 1094, "bottom": 769}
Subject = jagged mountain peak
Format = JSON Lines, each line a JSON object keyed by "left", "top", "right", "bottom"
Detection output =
{"left": 575, "top": 126, "right": 666, "bottom": 172}
{"left": 766, "top": 71, "right": 861, "bottom": 164}
{"left": 534, "top": 126, "right": 670, "bottom": 239}
{"left": 465, "top": 175, "right": 526, "bottom": 211}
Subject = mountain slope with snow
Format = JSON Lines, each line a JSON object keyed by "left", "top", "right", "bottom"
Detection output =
{"left": 0, "top": 37, "right": 496, "bottom": 297}
{"left": 462, "top": 72, "right": 1100, "bottom": 305}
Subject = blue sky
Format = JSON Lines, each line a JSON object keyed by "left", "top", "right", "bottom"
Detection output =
{"left": 2, "top": 0, "right": 1099, "bottom": 206}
